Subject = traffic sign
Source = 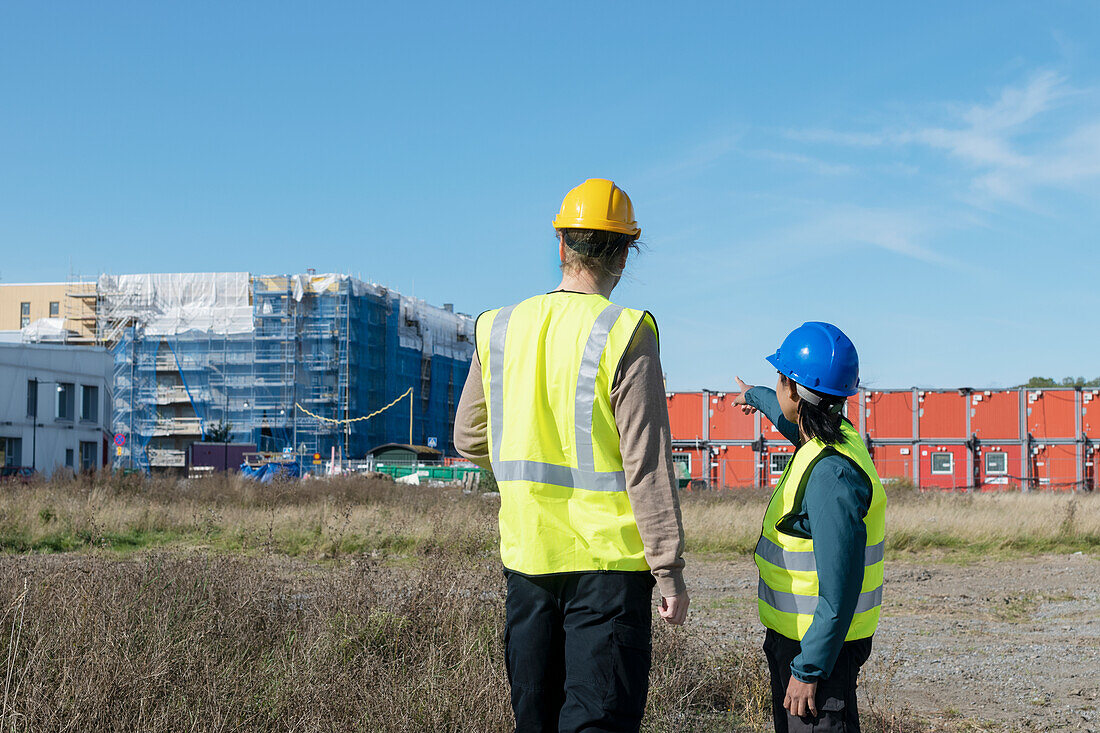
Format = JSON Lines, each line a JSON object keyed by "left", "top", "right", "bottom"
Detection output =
{"left": 427, "top": 437, "right": 438, "bottom": 449}
{"left": 116, "top": 446, "right": 123, "bottom": 456}
{"left": 114, "top": 434, "right": 126, "bottom": 447}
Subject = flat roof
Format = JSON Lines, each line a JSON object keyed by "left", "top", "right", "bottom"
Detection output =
{"left": 0, "top": 282, "right": 93, "bottom": 287}
{"left": 0, "top": 339, "right": 107, "bottom": 353}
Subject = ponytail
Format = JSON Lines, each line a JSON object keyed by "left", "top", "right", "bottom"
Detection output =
{"left": 796, "top": 391, "right": 846, "bottom": 445}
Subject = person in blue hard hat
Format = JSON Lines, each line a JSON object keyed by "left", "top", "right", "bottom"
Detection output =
{"left": 733, "top": 322, "right": 887, "bottom": 733}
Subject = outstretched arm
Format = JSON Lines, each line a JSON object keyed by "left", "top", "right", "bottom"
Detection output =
{"left": 732, "top": 377, "right": 800, "bottom": 445}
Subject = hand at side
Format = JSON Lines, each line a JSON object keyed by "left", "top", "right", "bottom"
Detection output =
{"left": 658, "top": 593, "right": 689, "bottom": 625}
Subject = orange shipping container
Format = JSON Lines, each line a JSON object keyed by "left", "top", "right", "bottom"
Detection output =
{"left": 844, "top": 394, "right": 861, "bottom": 430}
{"left": 1025, "top": 390, "right": 1076, "bottom": 439}
{"left": 919, "top": 392, "right": 966, "bottom": 440}
{"left": 970, "top": 390, "right": 1020, "bottom": 441}
{"left": 667, "top": 393, "right": 704, "bottom": 441}
{"left": 714, "top": 445, "right": 757, "bottom": 488}
{"left": 919, "top": 445, "right": 969, "bottom": 490}
{"left": 974, "top": 444, "right": 1022, "bottom": 491}
{"left": 869, "top": 444, "right": 915, "bottom": 481}
{"left": 1083, "top": 389, "right": 1100, "bottom": 439}
{"left": 1029, "top": 443, "right": 1078, "bottom": 490}
{"left": 707, "top": 392, "right": 756, "bottom": 440}
{"left": 864, "top": 391, "right": 914, "bottom": 440}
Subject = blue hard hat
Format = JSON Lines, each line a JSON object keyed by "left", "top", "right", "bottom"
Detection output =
{"left": 765, "top": 322, "right": 860, "bottom": 397}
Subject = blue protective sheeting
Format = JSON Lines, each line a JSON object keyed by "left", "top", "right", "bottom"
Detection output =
{"left": 239, "top": 462, "right": 302, "bottom": 483}
{"left": 108, "top": 274, "right": 473, "bottom": 474}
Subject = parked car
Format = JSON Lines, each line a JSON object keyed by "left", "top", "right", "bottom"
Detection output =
{"left": 0, "top": 467, "right": 35, "bottom": 484}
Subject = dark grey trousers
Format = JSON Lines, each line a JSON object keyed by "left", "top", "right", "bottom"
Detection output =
{"left": 764, "top": 629, "right": 873, "bottom": 733}
{"left": 504, "top": 570, "right": 654, "bottom": 733}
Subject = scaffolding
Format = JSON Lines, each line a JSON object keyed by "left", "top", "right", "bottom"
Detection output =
{"left": 106, "top": 272, "right": 473, "bottom": 471}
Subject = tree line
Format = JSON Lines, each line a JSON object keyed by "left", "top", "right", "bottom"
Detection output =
{"left": 1019, "top": 376, "right": 1100, "bottom": 388}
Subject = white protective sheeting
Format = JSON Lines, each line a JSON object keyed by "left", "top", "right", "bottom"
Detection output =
{"left": 398, "top": 295, "right": 474, "bottom": 360}
{"left": 290, "top": 272, "right": 387, "bottom": 301}
{"left": 98, "top": 272, "right": 254, "bottom": 335}
{"left": 292, "top": 273, "right": 473, "bottom": 360}
{"left": 94, "top": 272, "right": 473, "bottom": 358}
{"left": 20, "top": 318, "right": 68, "bottom": 341}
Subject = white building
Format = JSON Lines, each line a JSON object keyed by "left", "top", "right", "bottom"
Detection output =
{"left": 0, "top": 341, "right": 113, "bottom": 474}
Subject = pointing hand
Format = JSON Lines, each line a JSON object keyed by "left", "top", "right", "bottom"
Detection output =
{"left": 733, "top": 377, "right": 757, "bottom": 415}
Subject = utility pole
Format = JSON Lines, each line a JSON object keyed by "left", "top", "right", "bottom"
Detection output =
{"left": 31, "top": 378, "right": 37, "bottom": 472}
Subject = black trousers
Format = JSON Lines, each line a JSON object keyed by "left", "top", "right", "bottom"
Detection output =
{"left": 504, "top": 570, "right": 654, "bottom": 733}
{"left": 763, "top": 629, "right": 872, "bottom": 733}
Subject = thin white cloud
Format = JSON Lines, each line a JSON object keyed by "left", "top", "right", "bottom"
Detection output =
{"left": 636, "top": 134, "right": 741, "bottom": 184}
{"left": 750, "top": 149, "right": 854, "bottom": 176}
{"left": 960, "top": 70, "right": 1067, "bottom": 132}
{"left": 784, "top": 129, "right": 887, "bottom": 147}
{"left": 775, "top": 206, "right": 958, "bottom": 267}
{"left": 789, "top": 70, "right": 1100, "bottom": 207}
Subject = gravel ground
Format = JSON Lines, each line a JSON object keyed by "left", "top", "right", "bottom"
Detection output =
{"left": 686, "top": 552, "right": 1100, "bottom": 732}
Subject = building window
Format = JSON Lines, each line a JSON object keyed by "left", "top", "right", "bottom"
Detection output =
{"left": 26, "top": 381, "right": 37, "bottom": 417}
{"left": 65, "top": 448, "right": 74, "bottom": 468}
{"left": 672, "top": 452, "right": 692, "bottom": 477}
{"left": 80, "top": 441, "right": 97, "bottom": 471}
{"left": 57, "top": 383, "right": 75, "bottom": 420}
{"left": 81, "top": 385, "right": 99, "bottom": 422}
{"left": 931, "top": 452, "right": 954, "bottom": 475}
{"left": 49, "top": 301, "right": 59, "bottom": 318}
{"left": 984, "top": 451, "right": 1008, "bottom": 475}
{"left": 1, "top": 438, "right": 22, "bottom": 467}
{"left": 20, "top": 302, "right": 30, "bottom": 329}
{"left": 771, "top": 453, "right": 792, "bottom": 474}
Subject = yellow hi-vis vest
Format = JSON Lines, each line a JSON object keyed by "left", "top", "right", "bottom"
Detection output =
{"left": 475, "top": 292, "right": 657, "bottom": 575}
{"left": 754, "top": 420, "right": 887, "bottom": 641}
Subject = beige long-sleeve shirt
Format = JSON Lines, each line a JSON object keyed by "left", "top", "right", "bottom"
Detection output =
{"left": 453, "top": 313, "right": 687, "bottom": 598}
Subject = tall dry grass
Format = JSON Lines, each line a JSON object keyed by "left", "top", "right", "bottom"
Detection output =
{"left": 0, "top": 552, "right": 769, "bottom": 732}
{"left": 0, "top": 474, "right": 959, "bottom": 730}
{"left": 0, "top": 472, "right": 1095, "bottom": 560}
{"left": 0, "top": 472, "right": 499, "bottom": 558}
{"left": 681, "top": 487, "right": 1100, "bottom": 556}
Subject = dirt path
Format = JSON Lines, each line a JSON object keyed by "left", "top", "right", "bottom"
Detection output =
{"left": 687, "top": 552, "right": 1100, "bottom": 731}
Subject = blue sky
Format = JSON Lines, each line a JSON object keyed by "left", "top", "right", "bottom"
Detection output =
{"left": 2, "top": 2, "right": 1099, "bottom": 389}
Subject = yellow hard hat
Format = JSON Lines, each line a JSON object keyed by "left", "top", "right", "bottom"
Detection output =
{"left": 552, "top": 178, "right": 640, "bottom": 237}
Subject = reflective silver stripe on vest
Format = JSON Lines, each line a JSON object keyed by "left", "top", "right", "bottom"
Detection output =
{"left": 755, "top": 536, "right": 885, "bottom": 572}
{"left": 488, "top": 304, "right": 517, "bottom": 464}
{"left": 757, "top": 578, "right": 883, "bottom": 616}
{"left": 574, "top": 304, "right": 625, "bottom": 472}
{"left": 493, "top": 460, "right": 627, "bottom": 493}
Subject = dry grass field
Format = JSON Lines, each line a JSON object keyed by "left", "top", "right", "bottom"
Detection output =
{"left": 0, "top": 473, "right": 1094, "bottom": 731}
{"left": 683, "top": 485, "right": 1100, "bottom": 556}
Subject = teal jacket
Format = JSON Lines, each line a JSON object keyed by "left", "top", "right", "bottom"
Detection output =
{"left": 746, "top": 387, "right": 873, "bottom": 682}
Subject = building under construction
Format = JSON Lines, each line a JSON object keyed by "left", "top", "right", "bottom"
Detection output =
{"left": 94, "top": 272, "right": 472, "bottom": 471}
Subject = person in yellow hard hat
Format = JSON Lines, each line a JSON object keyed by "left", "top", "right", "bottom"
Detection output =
{"left": 454, "top": 178, "right": 689, "bottom": 733}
